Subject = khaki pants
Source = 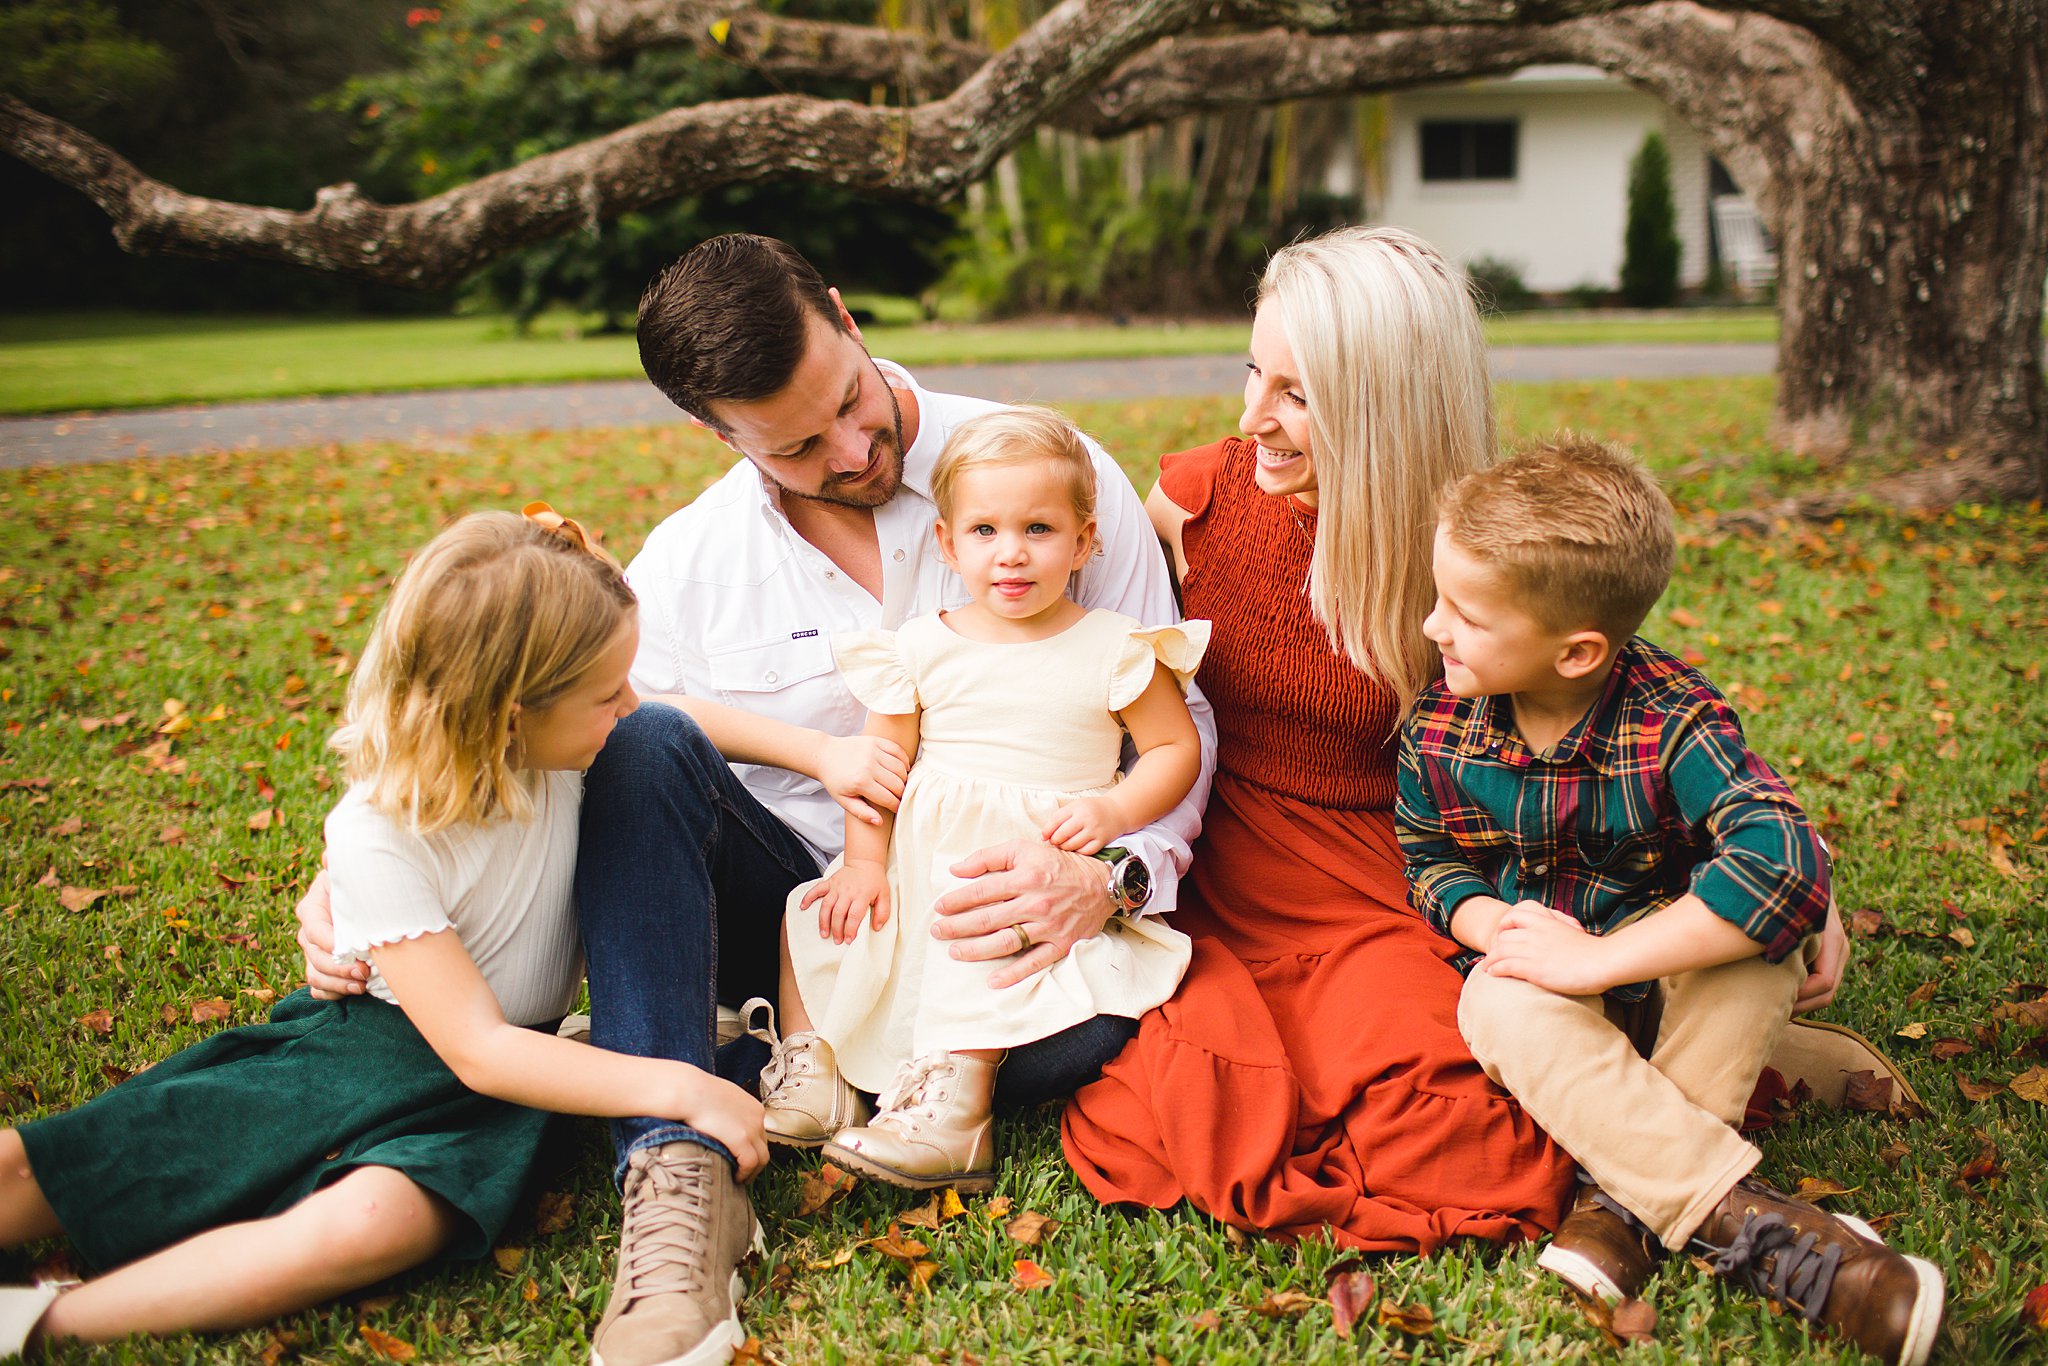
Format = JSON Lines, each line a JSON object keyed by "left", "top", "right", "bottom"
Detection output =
{"left": 1458, "top": 947, "right": 1807, "bottom": 1249}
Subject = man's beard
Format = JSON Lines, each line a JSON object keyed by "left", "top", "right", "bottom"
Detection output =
{"left": 776, "top": 363, "right": 907, "bottom": 511}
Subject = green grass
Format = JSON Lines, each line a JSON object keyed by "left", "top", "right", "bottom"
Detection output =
{"left": 0, "top": 308, "right": 1777, "bottom": 416}
{"left": 3, "top": 378, "right": 2044, "bottom": 1363}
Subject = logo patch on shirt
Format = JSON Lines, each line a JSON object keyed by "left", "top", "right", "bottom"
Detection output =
{"left": 791, "top": 629, "right": 819, "bottom": 640}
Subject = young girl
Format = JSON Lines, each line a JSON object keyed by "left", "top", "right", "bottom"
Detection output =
{"left": 0, "top": 507, "right": 766, "bottom": 1354}
{"left": 752, "top": 407, "right": 1208, "bottom": 1191}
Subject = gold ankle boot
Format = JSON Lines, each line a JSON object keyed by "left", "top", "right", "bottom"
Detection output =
{"left": 823, "top": 1051, "right": 998, "bottom": 1191}
{"left": 745, "top": 998, "right": 869, "bottom": 1148}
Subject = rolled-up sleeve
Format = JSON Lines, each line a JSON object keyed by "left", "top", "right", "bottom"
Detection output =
{"left": 1664, "top": 700, "right": 1830, "bottom": 961}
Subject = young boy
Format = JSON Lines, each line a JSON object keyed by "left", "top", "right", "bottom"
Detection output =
{"left": 1396, "top": 437, "right": 1944, "bottom": 1366}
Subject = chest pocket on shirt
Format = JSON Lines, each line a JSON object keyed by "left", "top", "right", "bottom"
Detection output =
{"left": 1574, "top": 828, "right": 1663, "bottom": 882}
{"left": 705, "top": 632, "right": 838, "bottom": 700}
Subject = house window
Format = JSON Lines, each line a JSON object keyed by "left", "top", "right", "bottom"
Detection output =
{"left": 1420, "top": 120, "right": 1518, "bottom": 182}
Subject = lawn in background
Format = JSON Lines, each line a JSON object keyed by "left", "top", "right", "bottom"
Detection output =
{"left": 2, "top": 378, "right": 2044, "bottom": 1364}
{"left": 0, "top": 307, "right": 1779, "bottom": 416}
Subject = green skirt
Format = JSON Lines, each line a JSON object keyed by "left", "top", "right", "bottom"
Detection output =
{"left": 19, "top": 989, "right": 556, "bottom": 1271}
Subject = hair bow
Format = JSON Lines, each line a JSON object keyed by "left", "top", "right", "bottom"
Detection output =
{"left": 523, "top": 501, "right": 621, "bottom": 568}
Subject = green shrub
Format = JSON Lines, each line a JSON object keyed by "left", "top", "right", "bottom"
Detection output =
{"left": 1465, "top": 255, "right": 1533, "bottom": 314}
{"left": 1621, "top": 130, "right": 1682, "bottom": 308}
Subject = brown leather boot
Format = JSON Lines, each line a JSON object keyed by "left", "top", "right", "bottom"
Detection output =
{"left": 1691, "top": 1180, "right": 1944, "bottom": 1366}
{"left": 823, "top": 1052, "right": 998, "bottom": 1192}
{"left": 1538, "top": 1182, "right": 1665, "bottom": 1303}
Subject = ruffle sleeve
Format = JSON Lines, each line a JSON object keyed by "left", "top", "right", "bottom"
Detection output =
{"left": 832, "top": 629, "right": 919, "bottom": 715}
{"left": 1108, "top": 619, "right": 1212, "bottom": 711}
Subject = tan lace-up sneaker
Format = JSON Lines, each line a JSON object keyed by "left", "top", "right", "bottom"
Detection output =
{"left": 592, "top": 1142, "right": 763, "bottom": 1366}
{"left": 743, "top": 999, "right": 870, "bottom": 1149}
{"left": 822, "top": 1052, "right": 998, "bottom": 1191}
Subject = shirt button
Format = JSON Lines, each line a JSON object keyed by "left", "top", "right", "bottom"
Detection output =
{"left": 764, "top": 671, "right": 779, "bottom": 684}
{"left": 825, "top": 570, "right": 837, "bottom": 580}
{"left": 1532, "top": 862, "right": 1550, "bottom": 875}
{"left": 892, "top": 549, "right": 905, "bottom": 562}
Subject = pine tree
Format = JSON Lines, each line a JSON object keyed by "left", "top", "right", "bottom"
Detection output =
{"left": 1620, "top": 130, "right": 1681, "bottom": 308}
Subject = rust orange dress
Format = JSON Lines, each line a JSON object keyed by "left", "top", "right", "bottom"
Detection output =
{"left": 1060, "top": 438, "right": 1575, "bottom": 1252}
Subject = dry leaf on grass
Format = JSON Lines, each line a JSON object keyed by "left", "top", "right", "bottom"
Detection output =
{"left": 522, "top": 1277, "right": 539, "bottom": 1302}
{"left": 794, "top": 1162, "right": 856, "bottom": 1216}
{"left": 189, "top": 998, "right": 232, "bottom": 1024}
{"left": 1326, "top": 1266, "right": 1376, "bottom": 1339}
{"left": 533, "top": 1190, "right": 575, "bottom": 1235}
{"left": 1011, "top": 1259, "right": 1054, "bottom": 1291}
{"left": 1957, "top": 1074, "right": 2006, "bottom": 1102}
{"left": 358, "top": 1325, "right": 415, "bottom": 1362}
{"left": 2022, "top": 1284, "right": 2048, "bottom": 1332}
{"left": 58, "top": 886, "right": 107, "bottom": 911}
{"left": 1841, "top": 1070, "right": 1895, "bottom": 1113}
{"left": 492, "top": 1246, "right": 524, "bottom": 1272}
{"left": 78, "top": 1009, "right": 113, "bottom": 1035}
{"left": 1189, "top": 1310, "right": 1221, "bottom": 1331}
{"left": 48, "top": 816, "right": 82, "bottom": 837}
{"left": 984, "top": 1194, "right": 1013, "bottom": 1219}
{"left": 1895, "top": 1022, "right": 1929, "bottom": 1040}
{"left": 804, "top": 1244, "right": 856, "bottom": 1272}
{"left": 1251, "top": 1289, "right": 1319, "bottom": 1318}
{"left": 1611, "top": 1298, "right": 1658, "bottom": 1344}
{"left": 1004, "top": 1210, "right": 1061, "bottom": 1246}
{"left": 1931, "top": 1037, "right": 1975, "bottom": 1061}
{"left": 2008, "top": 1066, "right": 2048, "bottom": 1104}
{"left": 1378, "top": 1301, "right": 1435, "bottom": 1335}
{"left": 1794, "top": 1176, "right": 1859, "bottom": 1201}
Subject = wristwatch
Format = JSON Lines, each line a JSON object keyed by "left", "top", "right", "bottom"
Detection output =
{"left": 1092, "top": 845, "right": 1153, "bottom": 917}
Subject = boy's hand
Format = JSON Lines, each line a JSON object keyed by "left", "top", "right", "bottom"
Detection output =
{"left": 801, "top": 860, "right": 891, "bottom": 942}
{"left": 1484, "top": 904, "right": 1622, "bottom": 997}
{"left": 815, "top": 734, "right": 909, "bottom": 826}
{"left": 680, "top": 1072, "right": 770, "bottom": 1180}
{"left": 1041, "top": 795, "right": 1125, "bottom": 854}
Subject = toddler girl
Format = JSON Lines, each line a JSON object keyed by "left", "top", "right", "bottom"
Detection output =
{"left": 755, "top": 407, "right": 1206, "bottom": 1190}
{"left": 0, "top": 507, "right": 765, "bottom": 1353}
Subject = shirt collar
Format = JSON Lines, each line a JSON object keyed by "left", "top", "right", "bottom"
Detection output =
{"left": 737, "top": 356, "right": 931, "bottom": 533}
{"left": 1454, "top": 642, "right": 1636, "bottom": 774}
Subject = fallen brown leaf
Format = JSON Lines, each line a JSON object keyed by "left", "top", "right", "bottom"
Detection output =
{"left": 358, "top": 1325, "right": 415, "bottom": 1362}
{"left": 248, "top": 807, "right": 277, "bottom": 832}
{"left": 794, "top": 1162, "right": 856, "bottom": 1217}
{"left": 1931, "top": 1037, "right": 1975, "bottom": 1061}
{"left": 1794, "top": 1176, "right": 1858, "bottom": 1201}
{"left": 1895, "top": 1022, "right": 1929, "bottom": 1040}
{"left": 521, "top": 1277, "right": 538, "bottom": 1302}
{"left": 1957, "top": 1074, "right": 2006, "bottom": 1102}
{"left": 1379, "top": 1301, "right": 1436, "bottom": 1335}
{"left": 2023, "top": 1283, "right": 2048, "bottom": 1332}
{"left": 898, "top": 1194, "right": 945, "bottom": 1229}
{"left": 78, "top": 1009, "right": 113, "bottom": 1035}
{"left": 805, "top": 1244, "right": 856, "bottom": 1271}
{"left": 1841, "top": 1070, "right": 1895, "bottom": 1113}
{"left": 984, "top": 1194, "right": 1013, "bottom": 1219}
{"left": 1252, "top": 1289, "right": 1320, "bottom": 1318}
{"left": 862, "top": 1225, "right": 929, "bottom": 1266}
{"left": 1905, "top": 981, "right": 1938, "bottom": 1007}
{"left": 1189, "top": 1310, "right": 1221, "bottom": 1331}
{"left": 259, "top": 1329, "right": 299, "bottom": 1366}
{"left": 733, "top": 1337, "right": 774, "bottom": 1365}
{"left": 2008, "top": 1066, "right": 2048, "bottom": 1104}
{"left": 1668, "top": 608, "right": 1703, "bottom": 629}
{"left": 492, "top": 1246, "right": 524, "bottom": 1273}
{"left": 1954, "top": 1136, "right": 2004, "bottom": 1188}
{"left": 1011, "top": 1258, "right": 1054, "bottom": 1291}
{"left": 49, "top": 816, "right": 82, "bottom": 837}
{"left": 190, "top": 998, "right": 232, "bottom": 1024}
{"left": 58, "top": 886, "right": 107, "bottom": 912}
{"left": 1004, "top": 1210, "right": 1061, "bottom": 1246}
{"left": 1877, "top": 1141, "right": 1911, "bottom": 1167}
{"left": 1848, "top": 908, "right": 1887, "bottom": 938}
{"left": 1327, "top": 1266, "right": 1376, "bottom": 1339}
{"left": 158, "top": 824, "right": 186, "bottom": 844}
{"left": 533, "top": 1190, "right": 575, "bottom": 1235}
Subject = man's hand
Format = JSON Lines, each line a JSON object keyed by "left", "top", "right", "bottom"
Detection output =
{"left": 296, "top": 869, "right": 370, "bottom": 999}
{"left": 1793, "top": 898, "right": 1850, "bottom": 1014}
{"left": 799, "top": 859, "right": 891, "bottom": 943}
{"left": 1040, "top": 795, "right": 1126, "bottom": 855}
{"left": 815, "top": 734, "right": 909, "bottom": 826}
{"left": 931, "top": 839, "right": 1113, "bottom": 989}
{"left": 1483, "top": 904, "right": 1617, "bottom": 998}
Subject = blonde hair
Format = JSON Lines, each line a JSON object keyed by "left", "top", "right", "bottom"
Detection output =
{"left": 930, "top": 405, "right": 1097, "bottom": 525}
{"left": 1259, "top": 225, "right": 1495, "bottom": 708}
{"left": 332, "top": 510, "right": 637, "bottom": 833}
{"left": 1439, "top": 433, "right": 1676, "bottom": 639}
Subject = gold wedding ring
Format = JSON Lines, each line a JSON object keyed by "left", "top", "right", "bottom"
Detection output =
{"left": 1012, "top": 923, "right": 1033, "bottom": 953}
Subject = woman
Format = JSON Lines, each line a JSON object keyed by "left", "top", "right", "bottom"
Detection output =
{"left": 1060, "top": 226, "right": 1575, "bottom": 1250}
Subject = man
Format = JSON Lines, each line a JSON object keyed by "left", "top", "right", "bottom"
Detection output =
{"left": 302, "top": 233, "right": 1212, "bottom": 1366}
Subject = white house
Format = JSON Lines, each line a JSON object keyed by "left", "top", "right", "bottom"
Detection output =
{"left": 1321, "top": 66, "right": 1724, "bottom": 294}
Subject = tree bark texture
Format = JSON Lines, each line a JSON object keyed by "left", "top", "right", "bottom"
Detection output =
{"left": 4, "top": 0, "right": 2043, "bottom": 497}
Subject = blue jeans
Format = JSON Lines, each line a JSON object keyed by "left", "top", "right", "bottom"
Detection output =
{"left": 575, "top": 705, "right": 1139, "bottom": 1181}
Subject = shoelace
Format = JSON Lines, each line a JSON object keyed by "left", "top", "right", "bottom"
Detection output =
{"left": 1707, "top": 1212, "right": 1842, "bottom": 1324}
{"left": 870, "top": 1055, "right": 955, "bottom": 1132}
{"left": 617, "top": 1153, "right": 715, "bottom": 1301}
{"left": 760, "top": 1036, "right": 825, "bottom": 1103}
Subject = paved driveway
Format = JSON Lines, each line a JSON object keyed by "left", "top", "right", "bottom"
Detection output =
{"left": 0, "top": 343, "right": 1775, "bottom": 470}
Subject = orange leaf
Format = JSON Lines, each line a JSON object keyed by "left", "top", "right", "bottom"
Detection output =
{"left": 1611, "top": 1297, "right": 1658, "bottom": 1344}
{"left": 190, "top": 998, "right": 232, "bottom": 1024}
{"left": 2023, "top": 1283, "right": 2048, "bottom": 1332}
{"left": 1252, "top": 1289, "right": 1319, "bottom": 1318}
{"left": 794, "top": 1162, "right": 856, "bottom": 1216}
{"left": 1189, "top": 1310, "right": 1222, "bottom": 1331}
{"left": 1794, "top": 1176, "right": 1858, "bottom": 1201}
{"left": 1004, "top": 1210, "right": 1061, "bottom": 1246}
{"left": 2009, "top": 1066, "right": 2048, "bottom": 1104}
{"left": 534, "top": 1190, "right": 575, "bottom": 1235}
{"left": 358, "top": 1325, "right": 415, "bottom": 1361}
{"left": 248, "top": 808, "right": 277, "bottom": 832}
{"left": 159, "top": 824, "right": 186, "bottom": 844}
{"left": 492, "top": 1246, "right": 524, "bottom": 1273}
{"left": 1011, "top": 1258, "right": 1054, "bottom": 1291}
{"left": 1327, "top": 1266, "right": 1375, "bottom": 1339}
{"left": 49, "top": 816, "right": 82, "bottom": 837}
{"left": 58, "top": 886, "right": 107, "bottom": 912}
{"left": 79, "top": 1009, "right": 114, "bottom": 1035}
{"left": 984, "top": 1194, "right": 1014, "bottom": 1219}
{"left": 522, "top": 1277, "right": 539, "bottom": 1301}
{"left": 1378, "top": 1300, "right": 1436, "bottom": 1335}
{"left": 1668, "top": 608, "right": 1703, "bottom": 629}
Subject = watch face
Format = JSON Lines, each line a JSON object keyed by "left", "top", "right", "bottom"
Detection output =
{"left": 1118, "top": 855, "right": 1152, "bottom": 910}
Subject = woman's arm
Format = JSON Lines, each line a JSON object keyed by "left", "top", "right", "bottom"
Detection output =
{"left": 1145, "top": 480, "right": 1191, "bottom": 583}
{"left": 372, "top": 931, "right": 768, "bottom": 1177}
{"left": 648, "top": 693, "right": 907, "bottom": 825}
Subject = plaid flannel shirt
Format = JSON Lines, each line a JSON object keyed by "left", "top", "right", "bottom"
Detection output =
{"left": 1396, "top": 637, "right": 1829, "bottom": 1002}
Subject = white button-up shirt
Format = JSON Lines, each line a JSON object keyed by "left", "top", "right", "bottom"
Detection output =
{"left": 625, "top": 360, "right": 1215, "bottom": 915}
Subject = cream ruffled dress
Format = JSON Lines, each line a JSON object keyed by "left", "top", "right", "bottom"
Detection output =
{"left": 785, "top": 608, "right": 1207, "bottom": 1092}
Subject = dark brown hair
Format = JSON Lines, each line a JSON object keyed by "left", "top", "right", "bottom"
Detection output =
{"left": 636, "top": 234, "right": 849, "bottom": 430}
